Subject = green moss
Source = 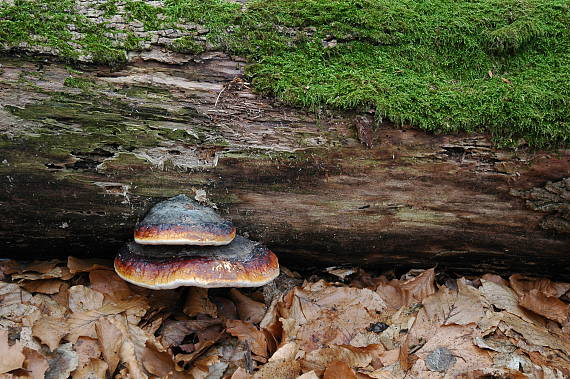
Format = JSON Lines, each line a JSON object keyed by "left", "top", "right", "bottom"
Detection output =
{"left": 124, "top": 0, "right": 162, "bottom": 31}
{"left": 170, "top": 36, "right": 204, "bottom": 54}
{"left": 64, "top": 76, "right": 96, "bottom": 90}
{"left": 1, "top": 0, "right": 569, "bottom": 147}
{"left": 98, "top": 0, "right": 118, "bottom": 17}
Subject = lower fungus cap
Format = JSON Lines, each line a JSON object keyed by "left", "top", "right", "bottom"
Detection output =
{"left": 114, "top": 236, "right": 279, "bottom": 289}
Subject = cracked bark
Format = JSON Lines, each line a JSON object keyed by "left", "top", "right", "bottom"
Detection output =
{"left": 0, "top": 53, "right": 568, "bottom": 278}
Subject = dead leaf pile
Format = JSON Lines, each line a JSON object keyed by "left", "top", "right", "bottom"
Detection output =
{"left": 1, "top": 258, "right": 569, "bottom": 378}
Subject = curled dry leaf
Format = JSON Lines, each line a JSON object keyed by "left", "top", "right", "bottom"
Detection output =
{"left": 67, "top": 256, "right": 113, "bottom": 274}
{"left": 211, "top": 296, "right": 239, "bottom": 320}
{"left": 141, "top": 343, "right": 175, "bottom": 377}
{"left": 230, "top": 288, "right": 266, "bottom": 324}
{"left": 89, "top": 270, "right": 133, "bottom": 302}
{"left": 32, "top": 317, "right": 68, "bottom": 351}
{"left": 71, "top": 358, "right": 108, "bottom": 379}
{"left": 301, "top": 345, "right": 379, "bottom": 374}
{"left": 68, "top": 285, "right": 104, "bottom": 313}
{"left": 280, "top": 281, "right": 387, "bottom": 351}
{"left": 0, "top": 329, "right": 25, "bottom": 374}
{"left": 22, "top": 347, "right": 49, "bottom": 379}
{"left": 160, "top": 319, "right": 223, "bottom": 348}
{"left": 226, "top": 320, "right": 269, "bottom": 358}
{"left": 268, "top": 342, "right": 298, "bottom": 362}
{"left": 510, "top": 274, "right": 570, "bottom": 299}
{"left": 44, "top": 343, "right": 79, "bottom": 379}
{"left": 183, "top": 287, "right": 217, "bottom": 318}
{"left": 74, "top": 337, "right": 102, "bottom": 370}
{"left": 323, "top": 360, "right": 357, "bottom": 379}
{"left": 519, "top": 289, "right": 569, "bottom": 324}
{"left": 297, "top": 371, "right": 319, "bottom": 379}
{"left": 375, "top": 268, "right": 437, "bottom": 310}
{"left": 20, "top": 279, "right": 64, "bottom": 295}
{"left": 95, "top": 316, "right": 122, "bottom": 375}
{"left": 231, "top": 367, "right": 252, "bottom": 379}
{"left": 252, "top": 359, "right": 301, "bottom": 379}
{"left": 422, "top": 279, "right": 486, "bottom": 326}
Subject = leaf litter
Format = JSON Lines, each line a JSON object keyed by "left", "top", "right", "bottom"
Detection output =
{"left": 0, "top": 259, "right": 569, "bottom": 378}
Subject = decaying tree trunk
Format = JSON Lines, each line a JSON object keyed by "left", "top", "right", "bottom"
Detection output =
{"left": 0, "top": 53, "right": 568, "bottom": 277}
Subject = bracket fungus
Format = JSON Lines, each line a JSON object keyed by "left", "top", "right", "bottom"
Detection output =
{"left": 114, "top": 195, "right": 279, "bottom": 289}
{"left": 134, "top": 194, "right": 236, "bottom": 246}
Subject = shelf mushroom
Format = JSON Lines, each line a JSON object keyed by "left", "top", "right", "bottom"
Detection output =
{"left": 134, "top": 194, "right": 236, "bottom": 246}
{"left": 115, "top": 194, "right": 279, "bottom": 289}
{"left": 114, "top": 237, "right": 279, "bottom": 289}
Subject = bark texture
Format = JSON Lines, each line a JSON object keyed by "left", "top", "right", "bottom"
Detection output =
{"left": 0, "top": 54, "right": 568, "bottom": 277}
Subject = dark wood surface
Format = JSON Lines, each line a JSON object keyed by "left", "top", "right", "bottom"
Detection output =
{"left": 1, "top": 54, "right": 568, "bottom": 277}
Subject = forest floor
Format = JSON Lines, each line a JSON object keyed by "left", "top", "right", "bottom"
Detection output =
{"left": 1, "top": 257, "right": 570, "bottom": 378}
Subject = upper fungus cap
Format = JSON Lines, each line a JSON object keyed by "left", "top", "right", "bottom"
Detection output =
{"left": 134, "top": 194, "right": 236, "bottom": 246}
{"left": 114, "top": 236, "right": 279, "bottom": 289}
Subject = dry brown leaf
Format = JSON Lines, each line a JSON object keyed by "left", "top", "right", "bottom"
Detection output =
{"left": 301, "top": 345, "right": 377, "bottom": 375}
{"left": 71, "top": 358, "right": 108, "bottom": 379}
{"left": 323, "top": 360, "right": 357, "bottom": 379}
{"left": 22, "top": 347, "right": 49, "bottom": 379}
{"left": 44, "top": 343, "right": 79, "bottom": 379}
{"left": 409, "top": 325, "right": 492, "bottom": 377}
{"left": 160, "top": 319, "right": 223, "bottom": 348}
{"left": 297, "top": 371, "right": 319, "bottom": 379}
{"left": 0, "top": 283, "right": 38, "bottom": 325}
{"left": 186, "top": 349, "right": 223, "bottom": 379}
{"left": 259, "top": 297, "right": 282, "bottom": 342}
{"left": 375, "top": 281, "right": 407, "bottom": 310}
{"left": 422, "top": 279, "right": 486, "bottom": 326}
{"left": 400, "top": 268, "right": 437, "bottom": 304}
{"left": 479, "top": 279, "right": 544, "bottom": 325}
{"left": 481, "top": 274, "right": 509, "bottom": 287}
{"left": 226, "top": 320, "right": 268, "bottom": 358}
{"left": 378, "top": 349, "right": 400, "bottom": 367}
{"left": 89, "top": 270, "right": 133, "bottom": 302}
{"left": 0, "top": 329, "right": 25, "bottom": 374}
{"left": 109, "top": 315, "right": 148, "bottom": 379}
{"left": 67, "top": 257, "right": 113, "bottom": 274}
{"left": 211, "top": 295, "right": 239, "bottom": 320}
{"left": 280, "top": 281, "right": 386, "bottom": 351}
{"left": 11, "top": 266, "right": 73, "bottom": 281}
{"left": 141, "top": 343, "right": 174, "bottom": 377}
{"left": 30, "top": 293, "right": 67, "bottom": 319}
{"left": 95, "top": 317, "right": 122, "bottom": 375}
{"left": 183, "top": 287, "right": 217, "bottom": 318}
{"left": 252, "top": 359, "right": 300, "bottom": 379}
{"left": 498, "top": 312, "right": 570, "bottom": 352}
{"left": 519, "top": 289, "right": 569, "bottom": 324}
{"left": 20, "top": 279, "right": 63, "bottom": 295}
{"left": 268, "top": 342, "right": 298, "bottom": 362}
{"left": 231, "top": 367, "right": 252, "bottom": 379}
{"left": 74, "top": 337, "right": 102, "bottom": 370}
{"left": 230, "top": 288, "right": 266, "bottom": 324}
{"left": 68, "top": 285, "right": 104, "bottom": 313}
{"left": 510, "top": 274, "right": 570, "bottom": 299}
{"left": 67, "top": 297, "right": 147, "bottom": 342}
{"left": 31, "top": 317, "right": 68, "bottom": 351}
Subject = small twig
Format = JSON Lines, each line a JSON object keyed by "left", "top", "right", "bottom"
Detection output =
{"left": 214, "top": 86, "right": 226, "bottom": 108}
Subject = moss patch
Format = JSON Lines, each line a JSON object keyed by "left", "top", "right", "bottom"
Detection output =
{"left": 1, "top": 0, "right": 569, "bottom": 147}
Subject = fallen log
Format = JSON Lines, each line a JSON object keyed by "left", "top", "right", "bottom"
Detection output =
{"left": 0, "top": 53, "right": 568, "bottom": 278}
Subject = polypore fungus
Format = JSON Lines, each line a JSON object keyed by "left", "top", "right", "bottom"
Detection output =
{"left": 115, "top": 195, "right": 279, "bottom": 289}
{"left": 134, "top": 194, "right": 236, "bottom": 246}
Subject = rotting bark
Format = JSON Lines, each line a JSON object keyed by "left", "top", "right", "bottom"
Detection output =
{"left": 0, "top": 53, "right": 568, "bottom": 278}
